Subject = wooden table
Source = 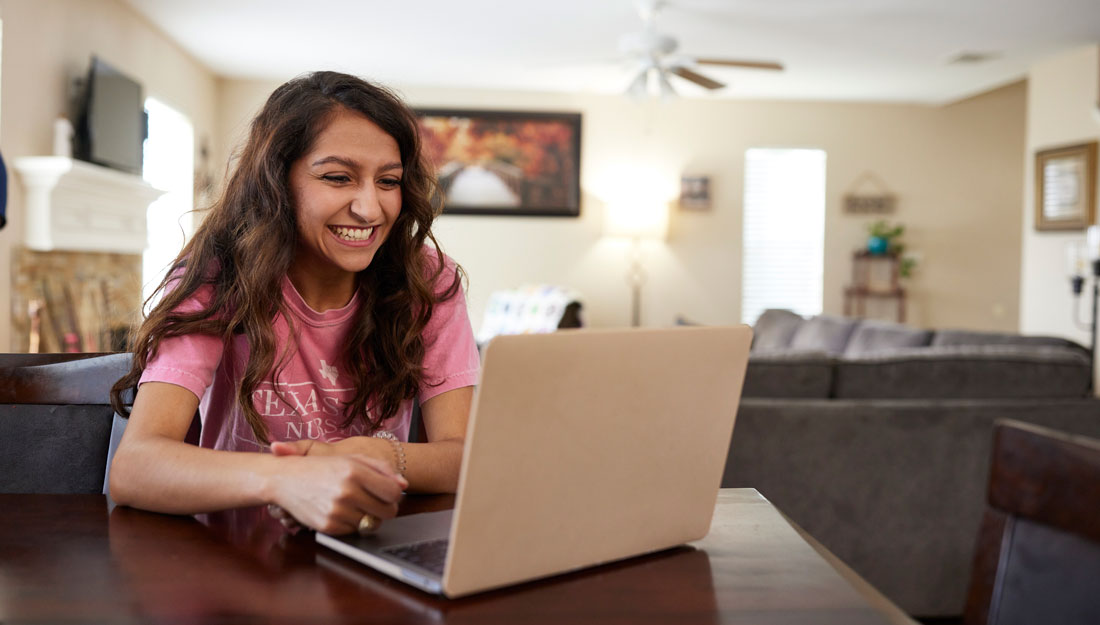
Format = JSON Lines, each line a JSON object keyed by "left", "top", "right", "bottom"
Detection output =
{"left": 0, "top": 489, "right": 913, "bottom": 624}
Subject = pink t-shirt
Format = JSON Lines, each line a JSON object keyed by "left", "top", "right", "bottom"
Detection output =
{"left": 139, "top": 253, "right": 480, "bottom": 451}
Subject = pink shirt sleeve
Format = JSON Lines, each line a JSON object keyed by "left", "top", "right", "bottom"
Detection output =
{"left": 419, "top": 258, "right": 480, "bottom": 404}
{"left": 139, "top": 284, "right": 225, "bottom": 400}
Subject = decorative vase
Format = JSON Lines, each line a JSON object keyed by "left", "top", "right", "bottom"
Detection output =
{"left": 867, "top": 236, "right": 889, "bottom": 255}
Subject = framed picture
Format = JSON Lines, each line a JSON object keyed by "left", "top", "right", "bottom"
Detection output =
{"left": 1034, "top": 141, "right": 1098, "bottom": 231}
{"left": 679, "top": 175, "right": 711, "bottom": 211}
{"left": 417, "top": 109, "right": 582, "bottom": 217}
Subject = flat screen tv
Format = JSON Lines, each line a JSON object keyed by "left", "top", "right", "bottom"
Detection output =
{"left": 73, "top": 56, "right": 147, "bottom": 176}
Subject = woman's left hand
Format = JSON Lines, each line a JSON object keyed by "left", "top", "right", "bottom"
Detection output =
{"left": 265, "top": 438, "right": 398, "bottom": 532}
{"left": 266, "top": 439, "right": 361, "bottom": 531}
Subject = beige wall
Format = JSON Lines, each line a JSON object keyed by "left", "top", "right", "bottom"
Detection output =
{"left": 1019, "top": 45, "right": 1100, "bottom": 353}
{"left": 0, "top": 0, "right": 218, "bottom": 350}
{"left": 0, "top": 6, "right": 1028, "bottom": 347}
{"left": 220, "top": 78, "right": 1025, "bottom": 334}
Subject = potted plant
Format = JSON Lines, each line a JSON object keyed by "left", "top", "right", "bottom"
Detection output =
{"left": 866, "top": 220, "right": 917, "bottom": 278}
{"left": 867, "top": 220, "right": 904, "bottom": 256}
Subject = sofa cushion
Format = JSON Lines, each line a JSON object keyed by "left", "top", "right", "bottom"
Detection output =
{"left": 834, "top": 345, "right": 1091, "bottom": 399}
{"left": 844, "top": 320, "right": 933, "bottom": 357}
{"left": 931, "top": 329, "right": 1088, "bottom": 356}
{"left": 751, "top": 309, "right": 804, "bottom": 352}
{"left": 788, "top": 315, "right": 861, "bottom": 355}
{"left": 743, "top": 351, "right": 834, "bottom": 398}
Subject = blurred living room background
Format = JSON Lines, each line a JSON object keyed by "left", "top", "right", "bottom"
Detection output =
{"left": 0, "top": 0, "right": 1097, "bottom": 358}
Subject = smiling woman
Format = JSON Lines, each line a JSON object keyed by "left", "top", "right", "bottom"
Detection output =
{"left": 106, "top": 72, "right": 480, "bottom": 536}
{"left": 288, "top": 110, "right": 404, "bottom": 310}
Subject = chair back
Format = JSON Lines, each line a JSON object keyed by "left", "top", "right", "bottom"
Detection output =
{"left": 0, "top": 353, "right": 130, "bottom": 494}
{"left": 964, "top": 420, "right": 1100, "bottom": 625}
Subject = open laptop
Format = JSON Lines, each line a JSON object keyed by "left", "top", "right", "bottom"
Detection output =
{"left": 316, "top": 326, "right": 752, "bottom": 598}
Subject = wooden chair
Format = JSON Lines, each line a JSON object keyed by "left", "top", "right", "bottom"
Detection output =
{"left": 0, "top": 352, "right": 132, "bottom": 494}
{"left": 964, "top": 420, "right": 1100, "bottom": 625}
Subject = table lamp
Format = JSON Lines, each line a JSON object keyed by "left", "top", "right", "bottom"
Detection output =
{"left": 605, "top": 200, "right": 669, "bottom": 326}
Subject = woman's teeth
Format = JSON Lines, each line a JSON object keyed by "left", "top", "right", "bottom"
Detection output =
{"left": 331, "top": 226, "right": 373, "bottom": 242}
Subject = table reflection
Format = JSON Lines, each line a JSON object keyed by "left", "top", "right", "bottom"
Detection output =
{"left": 105, "top": 497, "right": 718, "bottom": 624}
{"left": 108, "top": 504, "right": 336, "bottom": 621}
{"left": 316, "top": 544, "right": 719, "bottom": 624}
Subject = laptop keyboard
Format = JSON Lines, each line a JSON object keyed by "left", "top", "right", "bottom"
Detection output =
{"left": 382, "top": 538, "right": 450, "bottom": 575}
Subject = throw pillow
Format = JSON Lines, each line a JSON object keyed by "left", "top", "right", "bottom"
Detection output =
{"left": 751, "top": 309, "right": 804, "bottom": 352}
{"left": 844, "top": 320, "right": 932, "bottom": 357}
{"left": 788, "top": 314, "right": 861, "bottom": 355}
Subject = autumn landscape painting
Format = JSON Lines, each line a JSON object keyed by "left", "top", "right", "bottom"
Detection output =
{"left": 417, "top": 109, "right": 581, "bottom": 216}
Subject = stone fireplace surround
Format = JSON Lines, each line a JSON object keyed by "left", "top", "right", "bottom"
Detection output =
{"left": 11, "top": 157, "right": 162, "bottom": 353}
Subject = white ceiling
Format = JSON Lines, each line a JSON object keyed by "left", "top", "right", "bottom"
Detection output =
{"left": 123, "top": 0, "right": 1100, "bottom": 104}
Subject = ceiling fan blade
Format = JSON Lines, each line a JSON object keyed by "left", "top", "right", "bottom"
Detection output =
{"left": 695, "top": 58, "right": 784, "bottom": 71}
{"left": 670, "top": 66, "right": 725, "bottom": 90}
{"left": 626, "top": 68, "right": 650, "bottom": 98}
{"left": 657, "top": 69, "right": 677, "bottom": 98}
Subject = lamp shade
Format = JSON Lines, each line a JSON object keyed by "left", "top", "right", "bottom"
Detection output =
{"left": 605, "top": 200, "right": 669, "bottom": 240}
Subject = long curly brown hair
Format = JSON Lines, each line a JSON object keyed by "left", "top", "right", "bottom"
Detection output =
{"left": 110, "top": 71, "right": 461, "bottom": 445}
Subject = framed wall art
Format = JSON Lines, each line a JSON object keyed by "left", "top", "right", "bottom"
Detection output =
{"left": 1034, "top": 141, "right": 1097, "bottom": 231}
{"left": 417, "top": 109, "right": 581, "bottom": 217}
{"left": 679, "top": 175, "right": 711, "bottom": 211}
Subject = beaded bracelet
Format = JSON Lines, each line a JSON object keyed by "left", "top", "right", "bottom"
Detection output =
{"left": 372, "top": 430, "right": 407, "bottom": 477}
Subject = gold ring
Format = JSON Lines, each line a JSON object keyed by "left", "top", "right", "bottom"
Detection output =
{"left": 357, "top": 513, "right": 381, "bottom": 535}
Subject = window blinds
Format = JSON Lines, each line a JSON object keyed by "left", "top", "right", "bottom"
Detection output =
{"left": 741, "top": 148, "right": 826, "bottom": 325}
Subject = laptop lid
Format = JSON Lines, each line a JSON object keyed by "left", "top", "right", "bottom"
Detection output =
{"left": 442, "top": 326, "right": 751, "bottom": 597}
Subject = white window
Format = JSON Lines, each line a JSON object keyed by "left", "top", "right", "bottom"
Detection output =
{"left": 142, "top": 98, "right": 195, "bottom": 308}
{"left": 741, "top": 148, "right": 826, "bottom": 325}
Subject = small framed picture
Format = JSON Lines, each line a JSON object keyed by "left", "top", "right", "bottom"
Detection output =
{"left": 680, "top": 175, "right": 711, "bottom": 211}
{"left": 1035, "top": 142, "right": 1097, "bottom": 231}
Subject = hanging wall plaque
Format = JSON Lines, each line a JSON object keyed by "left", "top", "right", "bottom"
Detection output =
{"left": 843, "top": 171, "right": 897, "bottom": 214}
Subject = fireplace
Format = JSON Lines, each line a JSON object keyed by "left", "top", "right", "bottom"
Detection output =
{"left": 12, "top": 248, "right": 142, "bottom": 352}
{"left": 12, "top": 157, "right": 163, "bottom": 353}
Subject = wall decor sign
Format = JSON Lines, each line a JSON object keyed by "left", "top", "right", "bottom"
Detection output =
{"left": 844, "top": 194, "right": 896, "bottom": 214}
{"left": 1034, "top": 141, "right": 1097, "bottom": 231}
{"left": 843, "top": 171, "right": 896, "bottom": 214}
{"left": 417, "top": 109, "right": 582, "bottom": 217}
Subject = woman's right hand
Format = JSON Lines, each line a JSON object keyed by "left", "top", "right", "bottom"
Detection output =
{"left": 267, "top": 452, "right": 407, "bottom": 535}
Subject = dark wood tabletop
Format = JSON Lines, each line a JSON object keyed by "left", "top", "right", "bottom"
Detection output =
{"left": 0, "top": 488, "right": 909, "bottom": 624}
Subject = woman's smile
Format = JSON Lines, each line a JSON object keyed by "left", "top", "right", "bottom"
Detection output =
{"left": 328, "top": 225, "right": 376, "bottom": 244}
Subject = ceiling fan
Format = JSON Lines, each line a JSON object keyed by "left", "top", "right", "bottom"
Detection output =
{"left": 620, "top": 0, "right": 784, "bottom": 97}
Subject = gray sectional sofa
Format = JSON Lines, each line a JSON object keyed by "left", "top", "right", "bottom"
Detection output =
{"left": 721, "top": 310, "right": 1100, "bottom": 617}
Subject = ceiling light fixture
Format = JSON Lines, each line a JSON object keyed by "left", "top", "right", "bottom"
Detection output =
{"left": 948, "top": 51, "right": 1001, "bottom": 65}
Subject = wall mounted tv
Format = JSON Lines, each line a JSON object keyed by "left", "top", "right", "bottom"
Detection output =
{"left": 73, "top": 56, "right": 147, "bottom": 176}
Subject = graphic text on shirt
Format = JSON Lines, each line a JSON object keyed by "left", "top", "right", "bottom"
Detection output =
{"left": 251, "top": 376, "right": 370, "bottom": 441}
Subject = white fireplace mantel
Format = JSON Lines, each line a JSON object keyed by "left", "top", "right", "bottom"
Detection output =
{"left": 13, "top": 156, "right": 165, "bottom": 254}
